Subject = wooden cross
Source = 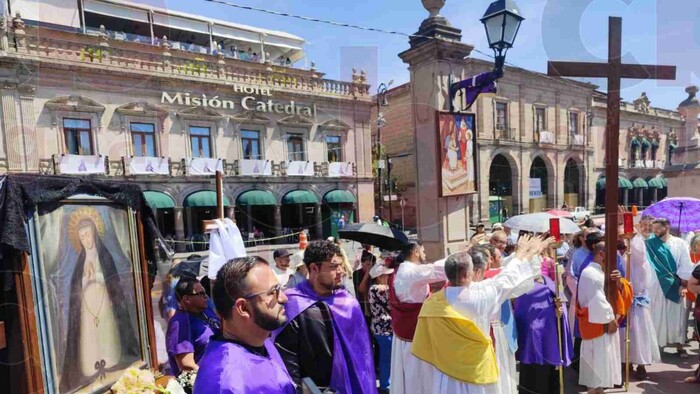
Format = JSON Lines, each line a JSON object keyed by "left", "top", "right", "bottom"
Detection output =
{"left": 547, "top": 17, "right": 676, "bottom": 306}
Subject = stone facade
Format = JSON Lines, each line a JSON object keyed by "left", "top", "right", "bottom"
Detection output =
{"left": 666, "top": 86, "right": 700, "bottom": 199}
{"left": 0, "top": 12, "right": 375, "bottom": 245}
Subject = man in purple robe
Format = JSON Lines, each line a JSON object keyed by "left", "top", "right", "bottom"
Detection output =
{"left": 194, "top": 256, "right": 296, "bottom": 394}
{"left": 513, "top": 273, "right": 574, "bottom": 394}
{"left": 273, "top": 240, "right": 377, "bottom": 393}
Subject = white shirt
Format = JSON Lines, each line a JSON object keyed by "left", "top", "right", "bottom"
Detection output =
{"left": 272, "top": 266, "right": 294, "bottom": 286}
{"left": 578, "top": 262, "right": 614, "bottom": 324}
{"left": 393, "top": 259, "right": 447, "bottom": 303}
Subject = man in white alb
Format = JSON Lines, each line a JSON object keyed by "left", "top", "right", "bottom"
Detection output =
{"left": 389, "top": 241, "right": 446, "bottom": 394}
{"left": 646, "top": 218, "right": 695, "bottom": 357}
{"left": 624, "top": 216, "right": 660, "bottom": 379}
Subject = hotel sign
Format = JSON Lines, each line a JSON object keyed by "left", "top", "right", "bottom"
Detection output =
{"left": 161, "top": 85, "right": 316, "bottom": 117}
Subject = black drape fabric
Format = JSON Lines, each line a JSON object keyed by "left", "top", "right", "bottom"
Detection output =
{"left": 0, "top": 174, "right": 160, "bottom": 278}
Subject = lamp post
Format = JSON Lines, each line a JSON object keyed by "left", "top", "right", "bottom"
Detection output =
{"left": 386, "top": 152, "right": 413, "bottom": 224}
{"left": 448, "top": 0, "right": 523, "bottom": 112}
{"left": 480, "top": 0, "right": 525, "bottom": 78}
{"left": 375, "top": 80, "right": 393, "bottom": 219}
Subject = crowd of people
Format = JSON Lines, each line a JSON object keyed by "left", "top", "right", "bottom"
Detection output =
{"left": 159, "top": 216, "right": 700, "bottom": 393}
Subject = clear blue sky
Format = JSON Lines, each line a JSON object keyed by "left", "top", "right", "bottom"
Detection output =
{"left": 144, "top": 0, "right": 699, "bottom": 111}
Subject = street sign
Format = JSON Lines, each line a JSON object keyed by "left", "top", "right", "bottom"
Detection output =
{"left": 400, "top": 198, "right": 406, "bottom": 208}
{"left": 377, "top": 160, "right": 386, "bottom": 169}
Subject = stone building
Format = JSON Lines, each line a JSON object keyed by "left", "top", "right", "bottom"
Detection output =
{"left": 0, "top": 0, "right": 375, "bottom": 248}
{"left": 667, "top": 85, "right": 700, "bottom": 200}
{"left": 591, "top": 92, "right": 681, "bottom": 212}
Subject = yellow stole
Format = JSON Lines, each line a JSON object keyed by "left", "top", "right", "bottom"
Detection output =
{"left": 411, "top": 289, "right": 499, "bottom": 385}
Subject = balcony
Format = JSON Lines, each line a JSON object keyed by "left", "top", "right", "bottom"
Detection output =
{"left": 495, "top": 127, "right": 516, "bottom": 140}
{"left": 571, "top": 134, "right": 584, "bottom": 146}
{"left": 39, "top": 155, "right": 357, "bottom": 179}
{"left": 539, "top": 131, "right": 555, "bottom": 145}
{"left": 5, "top": 24, "right": 370, "bottom": 100}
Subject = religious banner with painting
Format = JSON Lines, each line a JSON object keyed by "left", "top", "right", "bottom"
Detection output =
{"left": 436, "top": 112, "right": 477, "bottom": 197}
{"left": 26, "top": 199, "right": 152, "bottom": 393}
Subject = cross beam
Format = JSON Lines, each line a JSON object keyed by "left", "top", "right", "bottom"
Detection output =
{"left": 546, "top": 17, "right": 676, "bottom": 307}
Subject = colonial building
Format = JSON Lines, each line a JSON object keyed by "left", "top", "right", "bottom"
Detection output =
{"left": 0, "top": 0, "right": 374, "bottom": 248}
{"left": 667, "top": 86, "right": 700, "bottom": 200}
{"left": 374, "top": 58, "right": 598, "bottom": 228}
{"left": 373, "top": 61, "right": 684, "bottom": 229}
{"left": 591, "top": 92, "right": 681, "bottom": 212}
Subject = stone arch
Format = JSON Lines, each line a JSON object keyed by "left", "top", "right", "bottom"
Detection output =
{"left": 487, "top": 151, "right": 520, "bottom": 221}
{"left": 529, "top": 153, "right": 555, "bottom": 212}
{"left": 564, "top": 157, "right": 583, "bottom": 207}
{"left": 277, "top": 184, "right": 323, "bottom": 205}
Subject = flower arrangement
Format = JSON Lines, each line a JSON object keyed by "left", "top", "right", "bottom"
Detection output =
{"left": 110, "top": 367, "right": 187, "bottom": 394}
{"left": 176, "top": 371, "right": 198, "bottom": 394}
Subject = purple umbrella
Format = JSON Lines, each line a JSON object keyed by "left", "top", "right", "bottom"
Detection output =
{"left": 642, "top": 197, "right": 700, "bottom": 234}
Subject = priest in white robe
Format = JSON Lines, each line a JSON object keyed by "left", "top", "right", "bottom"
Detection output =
{"left": 578, "top": 242, "right": 633, "bottom": 393}
{"left": 411, "top": 236, "right": 550, "bottom": 394}
{"left": 622, "top": 217, "right": 660, "bottom": 379}
{"left": 647, "top": 218, "right": 695, "bottom": 356}
{"left": 389, "top": 241, "right": 447, "bottom": 394}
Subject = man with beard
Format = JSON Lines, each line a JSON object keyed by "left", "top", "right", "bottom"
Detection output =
{"left": 624, "top": 215, "right": 660, "bottom": 379}
{"left": 274, "top": 240, "right": 376, "bottom": 393}
{"left": 647, "top": 218, "right": 695, "bottom": 357}
{"left": 194, "top": 256, "right": 295, "bottom": 393}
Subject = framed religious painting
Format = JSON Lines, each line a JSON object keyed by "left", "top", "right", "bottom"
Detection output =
{"left": 25, "top": 197, "right": 153, "bottom": 393}
{"left": 436, "top": 112, "right": 478, "bottom": 197}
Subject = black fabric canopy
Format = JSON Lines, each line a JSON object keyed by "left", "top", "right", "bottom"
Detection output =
{"left": 0, "top": 174, "right": 162, "bottom": 278}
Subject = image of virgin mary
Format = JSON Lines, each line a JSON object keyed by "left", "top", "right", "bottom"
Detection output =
{"left": 59, "top": 207, "right": 140, "bottom": 393}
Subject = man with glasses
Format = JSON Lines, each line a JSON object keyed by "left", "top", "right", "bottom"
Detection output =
{"left": 273, "top": 240, "right": 376, "bottom": 393}
{"left": 166, "top": 277, "right": 220, "bottom": 376}
{"left": 194, "top": 256, "right": 296, "bottom": 393}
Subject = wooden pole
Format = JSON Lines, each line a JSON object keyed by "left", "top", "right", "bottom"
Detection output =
{"left": 553, "top": 261, "right": 565, "bottom": 394}
{"left": 216, "top": 170, "right": 224, "bottom": 219}
{"left": 624, "top": 235, "right": 632, "bottom": 391}
{"left": 13, "top": 253, "right": 44, "bottom": 393}
{"left": 136, "top": 212, "right": 158, "bottom": 368}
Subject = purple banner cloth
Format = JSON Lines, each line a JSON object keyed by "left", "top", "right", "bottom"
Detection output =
{"left": 452, "top": 71, "right": 499, "bottom": 109}
{"left": 193, "top": 338, "right": 296, "bottom": 393}
{"left": 513, "top": 276, "right": 574, "bottom": 366}
{"left": 273, "top": 280, "right": 378, "bottom": 394}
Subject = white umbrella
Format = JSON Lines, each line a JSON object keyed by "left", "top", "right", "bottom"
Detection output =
{"left": 504, "top": 212, "right": 580, "bottom": 234}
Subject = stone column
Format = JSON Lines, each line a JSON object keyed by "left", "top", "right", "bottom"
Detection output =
{"left": 174, "top": 207, "right": 186, "bottom": 252}
{"left": 246, "top": 205, "right": 253, "bottom": 235}
{"left": 314, "top": 204, "right": 323, "bottom": 240}
{"left": 399, "top": 3, "right": 474, "bottom": 257}
{"left": 18, "top": 85, "right": 38, "bottom": 171}
{"left": 1, "top": 83, "right": 23, "bottom": 171}
{"left": 273, "top": 205, "right": 282, "bottom": 242}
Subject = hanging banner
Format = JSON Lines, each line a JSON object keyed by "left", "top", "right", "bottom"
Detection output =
{"left": 129, "top": 156, "right": 169, "bottom": 175}
{"left": 328, "top": 162, "right": 354, "bottom": 177}
{"left": 286, "top": 161, "right": 315, "bottom": 176}
{"left": 239, "top": 159, "right": 272, "bottom": 176}
{"left": 539, "top": 131, "right": 555, "bottom": 144}
{"left": 188, "top": 158, "right": 223, "bottom": 176}
{"left": 58, "top": 155, "right": 107, "bottom": 175}
{"left": 529, "top": 178, "right": 542, "bottom": 198}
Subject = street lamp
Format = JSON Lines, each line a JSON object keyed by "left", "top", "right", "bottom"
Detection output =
{"left": 375, "top": 80, "right": 393, "bottom": 218}
{"left": 480, "top": 0, "right": 525, "bottom": 77}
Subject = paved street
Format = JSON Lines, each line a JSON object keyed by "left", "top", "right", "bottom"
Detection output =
{"left": 564, "top": 326, "right": 699, "bottom": 393}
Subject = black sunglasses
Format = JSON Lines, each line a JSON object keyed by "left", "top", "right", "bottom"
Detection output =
{"left": 186, "top": 291, "right": 207, "bottom": 298}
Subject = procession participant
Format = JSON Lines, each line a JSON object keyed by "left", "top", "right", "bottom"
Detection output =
{"left": 577, "top": 243, "right": 633, "bottom": 393}
{"left": 193, "top": 257, "right": 295, "bottom": 393}
{"left": 490, "top": 230, "right": 508, "bottom": 256}
{"left": 274, "top": 240, "right": 376, "bottom": 393}
{"left": 647, "top": 218, "right": 696, "bottom": 357}
{"left": 272, "top": 248, "right": 294, "bottom": 286}
{"left": 389, "top": 241, "right": 447, "bottom": 394}
{"left": 166, "top": 277, "right": 220, "bottom": 376}
{"left": 411, "top": 236, "right": 549, "bottom": 394}
{"left": 514, "top": 253, "right": 574, "bottom": 394}
{"left": 284, "top": 250, "right": 308, "bottom": 289}
{"left": 624, "top": 216, "right": 660, "bottom": 379}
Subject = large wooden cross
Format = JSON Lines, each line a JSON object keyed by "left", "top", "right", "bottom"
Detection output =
{"left": 547, "top": 17, "right": 676, "bottom": 306}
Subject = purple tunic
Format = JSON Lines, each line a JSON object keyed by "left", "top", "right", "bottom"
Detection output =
{"left": 273, "top": 280, "right": 378, "bottom": 394}
{"left": 166, "top": 308, "right": 220, "bottom": 375}
{"left": 193, "top": 337, "right": 295, "bottom": 394}
{"left": 513, "top": 276, "right": 574, "bottom": 366}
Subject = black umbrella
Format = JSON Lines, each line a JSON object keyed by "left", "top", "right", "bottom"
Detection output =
{"left": 338, "top": 223, "right": 409, "bottom": 251}
{"left": 169, "top": 258, "right": 203, "bottom": 278}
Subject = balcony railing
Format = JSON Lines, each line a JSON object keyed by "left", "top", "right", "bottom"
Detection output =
{"left": 495, "top": 127, "right": 516, "bottom": 140}
{"left": 539, "top": 131, "right": 555, "bottom": 145}
{"left": 39, "top": 155, "right": 357, "bottom": 179}
{"left": 8, "top": 25, "right": 370, "bottom": 100}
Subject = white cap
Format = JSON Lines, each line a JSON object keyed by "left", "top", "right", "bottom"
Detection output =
{"left": 369, "top": 262, "right": 394, "bottom": 279}
{"left": 290, "top": 250, "right": 305, "bottom": 269}
{"left": 492, "top": 223, "right": 504, "bottom": 230}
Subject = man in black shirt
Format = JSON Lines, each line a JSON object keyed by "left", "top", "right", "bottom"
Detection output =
{"left": 274, "top": 240, "right": 377, "bottom": 393}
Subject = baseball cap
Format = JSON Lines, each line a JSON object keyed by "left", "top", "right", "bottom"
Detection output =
{"left": 273, "top": 248, "right": 292, "bottom": 259}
